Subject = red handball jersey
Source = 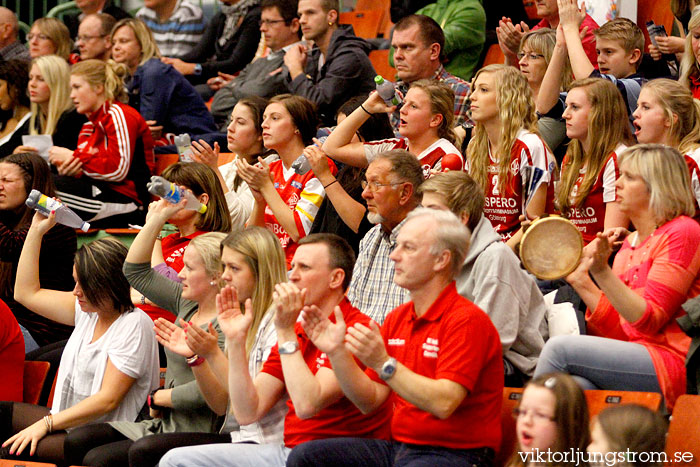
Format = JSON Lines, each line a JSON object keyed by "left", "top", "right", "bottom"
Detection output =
{"left": 564, "top": 145, "right": 624, "bottom": 244}
{"left": 467, "top": 130, "right": 554, "bottom": 240}
{"left": 685, "top": 147, "right": 700, "bottom": 224}
{"left": 363, "top": 137, "right": 463, "bottom": 179}
{"left": 73, "top": 101, "right": 155, "bottom": 203}
{"left": 265, "top": 159, "right": 335, "bottom": 268}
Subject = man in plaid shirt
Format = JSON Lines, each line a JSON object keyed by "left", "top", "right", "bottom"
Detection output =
{"left": 389, "top": 15, "right": 471, "bottom": 131}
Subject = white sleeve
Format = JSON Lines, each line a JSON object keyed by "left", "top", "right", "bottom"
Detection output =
{"left": 602, "top": 156, "right": 619, "bottom": 203}
{"left": 692, "top": 170, "right": 700, "bottom": 207}
{"left": 295, "top": 176, "right": 326, "bottom": 236}
{"left": 520, "top": 135, "right": 551, "bottom": 183}
{"left": 106, "top": 311, "right": 157, "bottom": 380}
{"left": 363, "top": 139, "right": 400, "bottom": 163}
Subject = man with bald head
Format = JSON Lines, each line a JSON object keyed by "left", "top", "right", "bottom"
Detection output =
{"left": 0, "top": 7, "right": 30, "bottom": 62}
{"left": 76, "top": 13, "right": 114, "bottom": 61}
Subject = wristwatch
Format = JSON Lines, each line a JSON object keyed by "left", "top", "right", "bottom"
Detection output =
{"left": 278, "top": 340, "right": 300, "bottom": 355}
{"left": 193, "top": 63, "right": 203, "bottom": 75}
{"left": 379, "top": 357, "right": 398, "bottom": 381}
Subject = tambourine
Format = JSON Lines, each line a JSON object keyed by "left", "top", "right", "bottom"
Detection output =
{"left": 520, "top": 215, "right": 583, "bottom": 280}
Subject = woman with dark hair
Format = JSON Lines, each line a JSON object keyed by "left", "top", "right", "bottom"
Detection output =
{"left": 0, "top": 60, "right": 31, "bottom": 159}
{"left": 0, "top": 152, "right": 75, "bottom": 348}
{"left": 308, "top": 95, "right": 395, "bottom": 254}
{"left": 237, "top": 94, "right": 331, "bottom": 267}
{"left": 64, "top": 200, "right": 228, "bottom": 467}
{"left": 136, "top": 162, "right": 232, "bottom": 323}
{"left": 1, "top": 214, "right": 159, "bottom": 465}
{"left": 190, "top": 96, "right": 273, "bottom": 229}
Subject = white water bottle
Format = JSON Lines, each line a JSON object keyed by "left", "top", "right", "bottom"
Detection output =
{"left": 375, "top": 75, "right": 401, "bottom": 106}
{"left": 25, "top": 190, "right": 91, "bottom": 232}
{"left": 147, "top": 176, "right": 207, "bottom": 214}
{"left": 174, "top": 133, "right": 193, "bottom": 162}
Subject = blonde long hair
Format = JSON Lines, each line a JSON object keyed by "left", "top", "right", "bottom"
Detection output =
{"left": 111, "top": 18, "right": 161, "bottom": 67}
{"left": 680, "top": 8, "right": 700, "bottom": 89}
{"left": 556, "top": 78, "right": 633, "bottom": 213}
{"left": 466, "top": 64, "right": 540, "bottom": 194}
{"left": 641, "top": 79, "right": 700, "bottom": 154}
{"left": 220, "top": 227, "right": 287, "bottom": 356}
{"left": 29, "top": 55, "right": 73, "bottom": 136}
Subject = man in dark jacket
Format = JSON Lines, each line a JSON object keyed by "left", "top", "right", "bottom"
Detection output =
{"left": 284, "top": 0, "right": 376, "bottom": 126}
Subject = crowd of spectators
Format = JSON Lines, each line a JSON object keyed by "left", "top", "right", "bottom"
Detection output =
{"left": 0, "top": 0, "right": 699, "bottom": 465}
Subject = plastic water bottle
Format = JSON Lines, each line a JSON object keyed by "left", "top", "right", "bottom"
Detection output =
{"left": 174, "top": 133, "right": 193, "bottom": 162}
{"left": 25, "top": 190, "right": 90, "bottom": 232}
{"left": 147, "top": 176, "right": 207, "bottom": 214}
{"left": 291, "top": 154, "right": 312, "bottom": 176}
{"left": 375, "top": 75, "right": 401, "bottom": 106}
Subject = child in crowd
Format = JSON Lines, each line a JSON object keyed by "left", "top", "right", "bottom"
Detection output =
{"left": 679, "top": 8, "right": 700, "bottom": 97}
{"left": 48, "top": 59, "right": 154, "bottom": 228}
{"left": 557, "top": 78, "right": 632, "bottom": 244}
{"left": 633, "top": 79, "right": 700, "bottom": 222}
{"left": 538, "top": 0, "right": 644, "bottom": 128}
{"left": 3, "top": 213, "right": 159, "bottom": 465}
{"left": 466, "top": 64, "right": 555, "bottom": 247}
{"left": 237, "top": 95, "right": 330, "bottom": 268}
{"left": 190, "top": 96, "right": 272, "bottom": 229}
{"left": 322, "top": 80, "right": 462, "bottom": 178}
{"left": 64, "top": 202, "right": 228, "bottom": 467}
{"left": 588, "top": 404, "right": 667, "bottom": 467}
{"left": 508, "top": 373, "right": 590, "bottom": 467}
{"left": 13, "top": 55, "right": 86, "bottom": 155}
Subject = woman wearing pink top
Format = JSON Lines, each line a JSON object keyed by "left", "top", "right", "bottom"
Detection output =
{"left": 535, "top": 144, "right": 700, "bottom": 410}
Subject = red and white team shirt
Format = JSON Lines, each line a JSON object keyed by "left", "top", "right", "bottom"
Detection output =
{"left": 363, "top": 137, "right": 463, "bottom": 179}
{"left": 685, "top": 147, "right": 700, "bottom": 224}
{"left": 564, "top": 145, "right": 624, "bottom": 244}
{"left": 265, "top": 160, "right": 334, "bottom": 268}
{"left": 73, "top": 101, "right": 154, "bottom": 203}
{"left": 466, "top": 129, "right": 554, "bottom": 240}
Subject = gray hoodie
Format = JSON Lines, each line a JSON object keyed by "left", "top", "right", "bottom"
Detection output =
{"left": 456, "top": 215, "right": 547, "bottom": 376}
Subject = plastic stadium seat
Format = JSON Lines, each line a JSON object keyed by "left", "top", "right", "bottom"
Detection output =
{"left": 665, "top": 394, "right": 700, "bottom": 465}
{"left": 496, "top": 387, "right": 523, "bottom": 467}
{"left": 339, "top": 10, "right": 383, "bottom": 39}
{"left": 584, "top": 389, "right": 662, "bottom": 417}
{"left": 23, "top": 361, "right": 50, "bottom": 405}
{"left": 369, "top": 49, "right": 397, "bottom": 81}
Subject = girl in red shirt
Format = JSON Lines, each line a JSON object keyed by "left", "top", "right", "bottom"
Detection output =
{"left": 48, "top": 59, "right": 154, "bottom": 228}
{"left": 557, "top": 78, "right": 631, "bottom": 244}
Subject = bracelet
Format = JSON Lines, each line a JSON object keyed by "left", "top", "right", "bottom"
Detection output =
{"left": 148, "top": 388, "right": 166, "bottom": 411}
{"left": 360, "top": 104, "right": 373, "bottom": 116}
{"left": 43, "top": 414, "right": 53, "bottom": 433}
{"left": 186, "top": 354, "right": 205, "bottom": 367}
{"left": 323, "top": 179, "right": 338, "bottom": 189}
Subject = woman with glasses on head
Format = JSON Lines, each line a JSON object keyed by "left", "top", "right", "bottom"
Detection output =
{"left": 110, "top": 18, "right": 219, "bottom": 148}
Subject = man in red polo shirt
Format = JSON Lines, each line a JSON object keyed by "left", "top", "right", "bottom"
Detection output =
{"left": 288, "top": 208, "right": 504, "bottom": 467}
{"left": 159, "top": 233, "right": 391, "bottom": 467}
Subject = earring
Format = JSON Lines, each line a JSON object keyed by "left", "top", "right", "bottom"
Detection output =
{"left": 294, "top": 129, "right": 300, "bottom": 134}
{"left": 328, "top": 22, "right": 333, "bottom": 26}
{"left": 209, "top": 281, "right": 217, "bottom": 287}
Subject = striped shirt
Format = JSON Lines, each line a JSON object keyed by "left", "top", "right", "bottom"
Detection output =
{"left": 136, "top": 0, "right": 206, "bottom": 57}
{"left": 347, "top": 218, "right": 411, "bottom": 324}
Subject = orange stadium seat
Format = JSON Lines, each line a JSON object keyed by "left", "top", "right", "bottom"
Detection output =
{"left": 23, "top": 361, "right": 50, "bottom": 405}
{"left": 665, "top": 394, "right": 700, "bottom": 466}
{"left": 339, "top": 10, "right": 383, "bottom": 39}
{"left": 370, "top": 49, "right": 397, "bottom": 81}
{"left": 584, "top": 389, "right": 662, "bottom": 417}
{"left": 496, "top": 387, "right": 523, "bottom": 467}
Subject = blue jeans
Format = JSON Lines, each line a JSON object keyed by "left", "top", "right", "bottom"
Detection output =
{"left": 534, "top": 335, "right": 662, "bottom": 393}
{"left": 287, "top": 438, "right": 495, "bottom": 467}
{"left": 158, "top": 442, "right": 291, "bottom": 467}
{"left": 20, "top": 325, "right": 39, "bottom": 353}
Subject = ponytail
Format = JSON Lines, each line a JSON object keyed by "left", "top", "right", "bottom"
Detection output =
{"left": 70, "top": 59, "right": 130, "bottom": 103}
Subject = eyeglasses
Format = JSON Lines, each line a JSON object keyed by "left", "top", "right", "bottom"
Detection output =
{"left": 27, "top": 33, "right": 50, "bottom": 41}
{"left": 361, "top": 180, "right": 403, "bottom": 192}
{"left": 259, "top": 19, "right": 287, "bottom": 26}
{"left": 75, "top": 34, "right": 107, "bottom": 42}
{"left": 517, "top": 52, "right": 545, "bottom": 61}
{"left": 512, "top": 407, "right": 556, "bottom": 423}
